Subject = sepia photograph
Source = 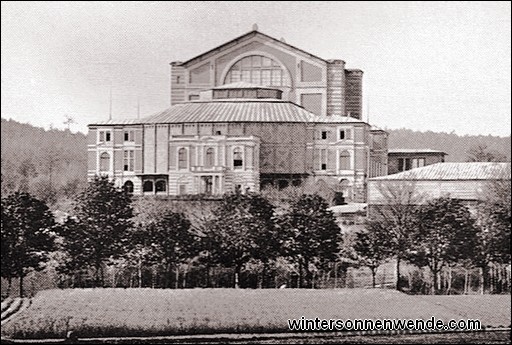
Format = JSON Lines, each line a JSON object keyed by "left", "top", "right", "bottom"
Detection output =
{"left": 1, "top": 1, "right": 511, "bottom": 344}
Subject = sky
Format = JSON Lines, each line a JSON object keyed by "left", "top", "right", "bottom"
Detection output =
{"left": 1, "top": 1, "right": 511, "bottom": 136}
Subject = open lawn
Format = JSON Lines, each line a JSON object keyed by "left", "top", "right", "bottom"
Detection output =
{"left": 1, "top": 288, "right": 510, "bottom": 339}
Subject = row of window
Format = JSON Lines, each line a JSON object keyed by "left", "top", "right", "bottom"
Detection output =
{"left": 397, "top": 157, "right": 426, "bottom": 172}
{"left": 99, "top": 147, "right": 245, "bottom": 172}
{"left": 98, "top": 130, "right": 136, "bottom": 143}
{"left": 177, "top": 147, "right": 243, "bottom": 170}
{"left": 318, "top": 129, "right": 352, "bottom": 141}
{"left": 98, "top": 128, "right": 353, "bottom": 144}
{"left": 318, "top": 150, "right": 351, "bottom": 171}
{"left": 99, "top": 151, "right": 136, "bottom": 172}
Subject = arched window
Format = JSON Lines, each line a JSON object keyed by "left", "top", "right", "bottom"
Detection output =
{"left": 339, "top": 151, "right": 351, "bottom": 170}
{"left": 143, "top": 180, "right": 154, "bottom": 193}
{"left": 99, "top": 152, "right": 110, "bottom": 172}
{"left": 233, "top": 147, "right": 243, "bottom": 170}
{"left": 178, "top": 148, "right": 188, "bottom": 169}
{"left": 205, "top": 148, "right": 215, "bottom": 168}
{"left": 224, "top": 55, "right": 291, "bottom": 87}
{"left": 123, "top": 180, "right": 134, "bottom": 193}
{"left": 155, "top": 180, "right": 167, "bottom": 193}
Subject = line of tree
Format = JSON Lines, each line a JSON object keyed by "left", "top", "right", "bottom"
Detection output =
{"left": 358, "top": 176, "right": 511, "bottom": 294}
{"left": 1, "top": 174, "right": 510, "bottom": 296}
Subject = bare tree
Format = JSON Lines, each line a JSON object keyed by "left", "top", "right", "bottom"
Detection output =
{"left": 368, "top": 179, "right": 424, "bottom": 290}
{"left": 467, "top": 144, "right": 507, "bottom": 162}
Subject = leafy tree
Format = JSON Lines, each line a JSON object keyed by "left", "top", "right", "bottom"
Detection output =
{"left": 353, "top": 221, "right": 393, "bottom": 288}
{"left": 370, "top": 180, "right": 423, "bottom": 290}
{"left": 280, "top": 194, "right": 341, "bottom": 288}
{"left": 145, "top": 210, "right": 199, "bottom": 288}
{"left": 409, "top": 197, "right": 478, "bottom": 294}
{"left": 467, "top": 144, "right": 507, "bottom": 162}
{"left": 1, "top": 192, "right": 56, "bottom": 297}
{"left": 57, "top": 176, "right": 133, "bottom": 287}
{"left": 206, "top": 192, "right": 279, "bottom": 288}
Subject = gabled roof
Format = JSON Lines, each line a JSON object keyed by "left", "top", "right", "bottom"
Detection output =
{"left": 178, "top": 30, "right": 327, "bottom": 67}
{"left": 370, "top": 162, "right": 511, "bottom": 181}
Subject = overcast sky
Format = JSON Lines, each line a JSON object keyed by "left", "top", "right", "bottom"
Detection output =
{"left": 1, "top": 1, "right": 510, "bottom": 136}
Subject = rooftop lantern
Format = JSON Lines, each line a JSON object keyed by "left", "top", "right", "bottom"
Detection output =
{"left": 211, "top": 82, "right": 283, "bottom": 100}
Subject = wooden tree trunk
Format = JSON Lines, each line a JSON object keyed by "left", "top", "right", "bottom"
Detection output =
{"left": 396, "top": 257, "right": 401, "bottom": 291}
{"left": 334, "top": 262, "right": 338, "bottom": 289}
{"left": 234, "top": 265, "right": 241, "bottom": 289}
{"left": 464, "top": 268, "right": 469, "bottom": 295}
{"left": 447, "top": 267, "right": 452, "bottom": 295}
{"left": 138, "top": 257, "right": 142, "bottom": 288}
{"left": 19, "top": 273, "right": 25, "bottom": 298}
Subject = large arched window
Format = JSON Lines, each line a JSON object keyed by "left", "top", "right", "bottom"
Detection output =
{"left": 178, "top": 148, "right": 188, "bottom": 169}
{"left": 99, "top": 152, "right": 110, "bottom": 172}
{"left": 123, "top": 180, "right": 134, "bottom": 193}
{"left": 224, "top": 55, "right": 291, "bottom": 87}
{"left": 205, "top": 148, "right": 215, "bottom": 168}
{"left": 233, "top": 147, "right": 243, "bottom": 170}
{"left": 339, "top": 150, "right": 351, "bottom": 170}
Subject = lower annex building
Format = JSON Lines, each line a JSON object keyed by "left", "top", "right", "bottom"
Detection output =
{"left": 88, "top": 28, "right": 389, "bottom": 202}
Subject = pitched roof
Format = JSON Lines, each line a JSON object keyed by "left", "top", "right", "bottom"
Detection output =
{"left": 178, "top": 30, "right": 327, "bottom": 67}
{"left": 388, "top": 148, "right": 446, "bottom": 155}
{"left": 313, "top": 115, "right": 367, "bottom": 124}
{"left": 371, "top": 162, "right": 511, "bottom": 181}
{"left": 92, "top": 100, "right": 318, "bottom": 125}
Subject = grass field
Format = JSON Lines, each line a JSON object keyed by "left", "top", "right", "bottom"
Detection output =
{"left": 1, "top": 288, "right": 510, "bottom": 339}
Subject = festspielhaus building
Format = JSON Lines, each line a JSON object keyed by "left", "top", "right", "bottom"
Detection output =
{"left": 88, "top": 28, "right": 388, "bottom": 202}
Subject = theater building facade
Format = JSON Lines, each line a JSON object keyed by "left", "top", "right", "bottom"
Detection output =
{"left": 88, "top": 29, "right": 388, "bottom": 202}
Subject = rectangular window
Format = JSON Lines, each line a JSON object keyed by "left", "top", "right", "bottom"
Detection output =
{"left": 405, "top": 158, "right": 412, "bottom": 171}
{"left": 124, "top": 130, "right": 134, "bottom": 142}
{"left": 123, "top": 150, "right": 134, "bottom": 171}
{"left": 320, "top": 149, "right": 327, "bottom": 170}
{"left": 251, "top": 70, "right": 261, "bottom": 84}
{"left": 412, "top": 158, "right": 426, "bottom": 168}
{"left": 398, "top": 158, "right": 405, "bottom": 172}
{"left": 241, "top": 70, "right": 251, "bottom": 82}
{"left": 230, "top": 70, "right": 241, "bottom": 83}
{"left": 188, "top": 94, "right": 199, "bottom": 101}
{"left": 99, "top": 130, "right": 111, "bottom": 143}
{"left": 261, "top": 70, "right": 271, "bottom": 85}
{"left": 271, "top": 69, "right": 282, "bottom": 86}
{"left": 339, "top": 130, "right": 345, "bottom": 140}
{"left": 321, "top": 131, "right": 328, "bottom": 140}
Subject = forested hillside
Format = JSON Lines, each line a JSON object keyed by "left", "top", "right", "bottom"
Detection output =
{"left": 1, "top": 118, "right": 87, "bottom": 206}
{"left": 387, "top": 128, "right": 511, "bottom": 162}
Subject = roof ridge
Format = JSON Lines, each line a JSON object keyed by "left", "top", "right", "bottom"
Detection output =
{"left": 178, "top": 30, "right": 327, "bottom": 67}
